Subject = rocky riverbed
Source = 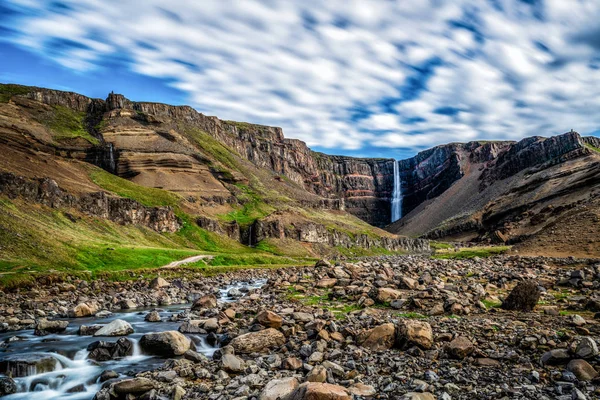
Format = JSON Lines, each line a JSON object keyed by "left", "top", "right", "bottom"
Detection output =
{"left": 1, "top": 255, "right": 600, "bottom": 400}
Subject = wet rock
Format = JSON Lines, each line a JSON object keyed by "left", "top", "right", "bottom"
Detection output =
{"left": 256, "top": 310, "right": 283, "bottom": 329}
{"left": 0, "top": 376, "right": 17, "bottom": 396}
{"left": 79, "top": 324, "right": 103, "bottom": 336}
{"left": 87, "top": 338, "right": 133, "bottom": 361}
{"left": 446, "top": 336, "right": 475, "bottom": 359}
{"left": 191, "top": 294, "right": 218, "bottom": 310}
{"left": 357, "top": 323, "right": 395, "bottom": 351}
{"left": 0, "top": 354, "right": 58, "bottom": 377}
{"left": 34, "top": 319, "right": 69, "bottom": 336}
{"left": 93, "top": 319, "right": 134, "bottom": 337}
{"left": 230, "top": 328, "right": 285, "bottom": 354}
{"left": 145, "top": 311, "right": 161, "bottom": 322}
{"left": 396, "top": 320, "right": 433, "bottom": 350}
{"left": 501, "top": 280, "right": 541, "bottom": 312}
{"left": 287, "top": 382, "right": 351, "bottom": 400}
{"left": 259, "top": 377, "right": 299, "bottom": 400}
{"left": 139, "top": 331, "right": 191, "bottom": 356}
{"left": 567, "top": 359, "right": 598, "bottom": 381}
{"left": 99, "top": 370, "right": 119, "bottom": 382}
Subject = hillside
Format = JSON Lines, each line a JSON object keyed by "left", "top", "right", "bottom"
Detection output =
{"left": 387, "top": 131, "right": 600, "bottom": 257}
{"left": 0, "top": 83, "right": 430, "bottom": 285}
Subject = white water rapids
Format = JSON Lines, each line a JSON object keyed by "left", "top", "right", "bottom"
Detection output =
{"left": 391, "top": 160, "right": 403, "bottom": 223}
{"left": 0, "top": 279, "right": 266, "bottom": 399}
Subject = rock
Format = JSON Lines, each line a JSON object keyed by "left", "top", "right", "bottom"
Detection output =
{"left": 93, "top": 319, "right": 134, "bottom": 336}
{"left": 113, "top": 377, "right": 155, "bottom": 395}
{"left": 316, "top": 278, "right": 337, "bottom": 288}
{"left": 87, "top": 338, "right": 133, "bottom": 361}
{"left": 0, "top": 354, "right": 58, "bottom": 377}
{"left": 401, "top": 393, "right": 435, "bottom": 400}
{"left": 145, "top": 311, "right": 161, "bottom": 322}
{"left": 292, "top": 312, "right": 314, "bottom": 322}
{"left": 306, "top": 365, "right": 328, "bottom": 382}
{"left": 475, "top": 358, "right": 501, "bottom": 367}
{"left": 192, "top": 294, "right": 218, "bottom": 310}
{"left": 571, "top": 314, "right": 586, "bottom": 326}
{"left": 0, "top": 376, "right": 17, "bottom": 396}
{"left": 401, "top": 276, "right": 418, "bottom": 289}
{"left": 179, "top": 320, "right": 207, "bottom": 334}
{"left": 287, "top": 382, "right": 351, "bottom": 400}
{"left": 150, "top": 276, "right": 169, "bottom": 289}
{"left": 315, "top": 259, "right": 331, "bottom": 268}
{"left": 256, "top": 310, "right": 283, "bottom": 329}
{"left": 139, "top": 331, "right": 191, "bottom": 356}
{"left": 348, "top": 383, "right": 376, "bottom": 397}
{"left": 222, "top": 353, "right": 245, "bottom": 373}
{"left": 357, "top": 323, "right": 395, "bottom": 350}
{"left": 283, "top": 357, "right": 303, "bottom": 370}
{"left": 230, "top": 328, "right": 285, "bottom": 354}
{"left": 260, "top": 377, "right": 299, "bottom": 400}
{"left": 501, "top": 280, "right": 540, "bottom": 311}
{"left": 540, "top": 349, "right": 571, "bottom": 365}
{"left": 376, "top": 288, "right": 403, "bottom": 302}
{"left": 120, "top": 299, "right": 137, "bottom": 309}
{"left": 446, "top": 336, "right": 475, "bottom": 359}
{"left": 99, "top": 370, "right": 119, "bottom": 382}
{"left": 34, "top": 319, "right": 69, "bottom": 336}
{"left": 575, "top": 337, "right": 599, "bottom": 359}
{"left": 567, "top": 359, "right": 599, "bottom": 381}
{"left": 396, "top": 320, "right": 433, "bottom": 350}
{"left": 79, "top": 324, "right": 103, "bottom": 335}
{"left": 69, "top": 303, "right": 93, "bottom": 318}
{"left": 228, "top": 287, "right": 243, "bottom": 298}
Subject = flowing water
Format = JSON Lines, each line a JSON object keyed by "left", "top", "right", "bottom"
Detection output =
{"left": 0, "top": 279, "right": 266, "bottom": 399}
{"left": 391, "top": 160, "right": 403, "bottom": 223}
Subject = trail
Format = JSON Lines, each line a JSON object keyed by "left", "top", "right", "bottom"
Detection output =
{"left": 161, "top": 254, "right": 214, "bottom": 269}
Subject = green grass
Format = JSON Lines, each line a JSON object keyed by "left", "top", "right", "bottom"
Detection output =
{"left": 396, "top": 312, "right": 427, "bottom": 319}
{"left": 219, "top": 184, "right": 274, "bottom": 226}
{"left": 430, "top": 241, "right": 453, "bottom": 250}
{"left": 482, "top": 299, "right": 502, "bottom": 309}
{"left": 44, "top": 105, "right": 99, "bottom": 144}
{"left": 0, "top": 83, "right": 32, "bottom": 103}
{"left": 432, "top": 246, "right": 510, "bottom": 259}
{"left": 208, "top": 254, "right": 313, "bottom": 267}
{"left": 584, "top": 142, "right": 600, "bottom": 153}
{"left": 88, "top": 167, "right": 180, "bottom": 207}
{"left": 183, "top": 127, "right": 239, "bottom": 170}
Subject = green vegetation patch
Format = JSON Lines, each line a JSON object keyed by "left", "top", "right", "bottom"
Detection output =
{"left": 219, "top": 184, "right": 274, "bottom": 226}
{"left": 396, "top": 312, "right": 427, "bottom": 319}
{"left": 208, "top": 254, "right": 313, "bottom": 267}
{"left": 432, "top": 246, "right": 510, "bottom": 259}
{"left": 584, "top": 142, "right": 600, "bottom": 153}
{"left": 184, "top": 127, "right": 239, "bottom": 170}
{"left": 88, "top": 167, "right": 180, "bottom": 207}
{"left": 0, "top": 84, "right": 32, "bottom": 103}
{"left": 45, "top": 105, "right": 99, "bottom": 144}
{"left": 482, "top": 299, "right": 502, "bottom": 309}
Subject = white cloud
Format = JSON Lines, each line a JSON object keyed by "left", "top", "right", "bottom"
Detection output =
{"left": 2, "top": 0, "right": 600, "bottom": 155}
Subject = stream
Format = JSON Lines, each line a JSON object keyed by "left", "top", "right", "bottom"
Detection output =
{"left": 0, "top": 279, "right": 266, "bottom": 399}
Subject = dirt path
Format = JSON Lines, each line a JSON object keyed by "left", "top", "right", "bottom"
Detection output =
{"left": 160, "top": 254, "right": 214, "bottom": 269}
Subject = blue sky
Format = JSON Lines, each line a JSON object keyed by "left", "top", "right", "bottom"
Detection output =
{"left": 1, "top": 0, "right": 599, "bottom": 160}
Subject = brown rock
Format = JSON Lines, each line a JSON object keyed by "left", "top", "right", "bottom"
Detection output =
{"left": 567, "top": 359, "right": 599, "bottom": 381}
{"left": 283, "top": 357, "right": 303, "bottom": 370}
{"left": 395, "top": 320, "right": 433, "bottom": 350}
{"left": 316, "top": 278, "right": 338, "bottom": 288}
{"left": 306, "top": 365, "right": 327, "bottom": 383}
{"left": 139, "top": 331, "right": 190, "bottom": 356}
{"left": 256, "top": 310, "right": 283, "bottom": 329}
{"left": 191, "top": 294, "right": 218, "bottom": 310}
{"left": 260, "top": 378, "right": 300, "bottom": 400}
{"left": 288, "top": 382, "right": 351, "bottom": 400}
{"left": 376, "top": 288, "right": 403, "bottom": 302}
{"left": 230, "top": 328, "right": 286, "bottom": 354}
{"left": 446, "top": 336, "right": 475, "bottom": 359}
{"left": 357, "top": 323, "right": 395, "bottom": 351}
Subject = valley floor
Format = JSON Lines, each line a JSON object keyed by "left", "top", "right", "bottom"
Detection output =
{"left": 0, "top": 254, "right": 599, "bottom": 399}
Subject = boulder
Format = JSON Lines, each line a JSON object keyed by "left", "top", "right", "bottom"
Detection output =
{"left": 306, "top": 365, "right": 327, "bottom": 383}
{"left": 221, "top": 354, "right": 245, "bottom": 373}
{"left": 0, "top": 377, "right": 17, "bottom": 396}
{"left": 540, "top": 349, "right": 571, "bottom": 365}
{"left": 357, "top": 323, "right": 395, "bottom": 351}
{"left": 567, "top": 359, "right": 599, "bottom": 381}
{"left": 287, "top": 382, "right": 351, "bottom": 400}
{"left": 93, "top": 319, "right": 134, "bottom": 337}
{"left": 376, "top": 288, "right": 403, "bottom": 302}
{"left": 0, "top": 354, "right": 58, "bottom": 377}
{"left": 348, "top": 383, "right": 376, "bottom": 397}
{"left": 501, "top": 280, "right": 540, "bottom": 312}
{"left": 256, "top": 310, "right": 283, "bottom": 329}
{"left": 575, "top": 337, "right": 599, "bottom": 359}
{"left": 79, "top": 325, "right": 103, "bottom": 336}
{"left": 259, "top": 378, "right": 299, "bottom": 400}
{"left": 150, "top": 276, "right": 169, "bottom": 289}
{"left": 396, "top": 320, "right": 433, "bottom": 350}
{"left": 145, "top": 311, "right": 161, "bottom": 322}
{"left": 113, "top": 378, "right": 155, "bottom": 395}
{"left": 34, "top": 319, "right": 69, "bottom": 336}
{"left": 179, "top": 320, "right": 207, "bottom": 334}
{"left": 446, "top": 336, "right": 475, "bottom": 359}
{"left": 316, "top": 278, "right": 337, "bottom": 288}
{"left": 401, "top": 393, "right": 435, "bottom": 400}
{"left": 69, "top": 303, "right": 93, "bottom": 318}
{"left": 191, "top": 294, "right": 218, "bottom": 310}
{"left": 230, "top": 328, "right": 286, "bottom": 354}
{"left": 87, "top": 338, "right": 133, "bottom": 361}
{"left": 139, "top": 331, "right": 191, "bottom": 356}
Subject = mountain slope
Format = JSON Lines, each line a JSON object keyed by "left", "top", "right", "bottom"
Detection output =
{"left": 387, "top": 131, "right": 600, "bottom": 256}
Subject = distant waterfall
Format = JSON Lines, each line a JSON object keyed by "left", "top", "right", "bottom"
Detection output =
{"left": 391, "top": 160, "right": 403, "bottom": 223}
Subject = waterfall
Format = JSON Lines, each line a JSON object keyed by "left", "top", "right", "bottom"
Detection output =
{"left": 391, "top": 160, "right": 403, "bottom": 223}
{"left": 107, "top": 143, "right": 116, "bottom": 173}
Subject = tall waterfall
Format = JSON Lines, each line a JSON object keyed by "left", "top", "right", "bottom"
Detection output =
{"left": 391, "top": 160, "right": 403, "bottom": 223}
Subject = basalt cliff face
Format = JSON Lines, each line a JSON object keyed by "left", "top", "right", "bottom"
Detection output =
{"left": 0, "top": 83, "right": 420, "bottom": 259}
{"left": 388, "top": 131, "right": 600, "bottom": 257}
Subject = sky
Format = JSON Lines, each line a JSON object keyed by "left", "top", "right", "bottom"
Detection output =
{"left": 1, "top": 0, "right": 600, "bottom": 160}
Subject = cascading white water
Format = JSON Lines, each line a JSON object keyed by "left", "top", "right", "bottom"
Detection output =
{"left": 391, "top": 160, "right": 403, "bottom": 223}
